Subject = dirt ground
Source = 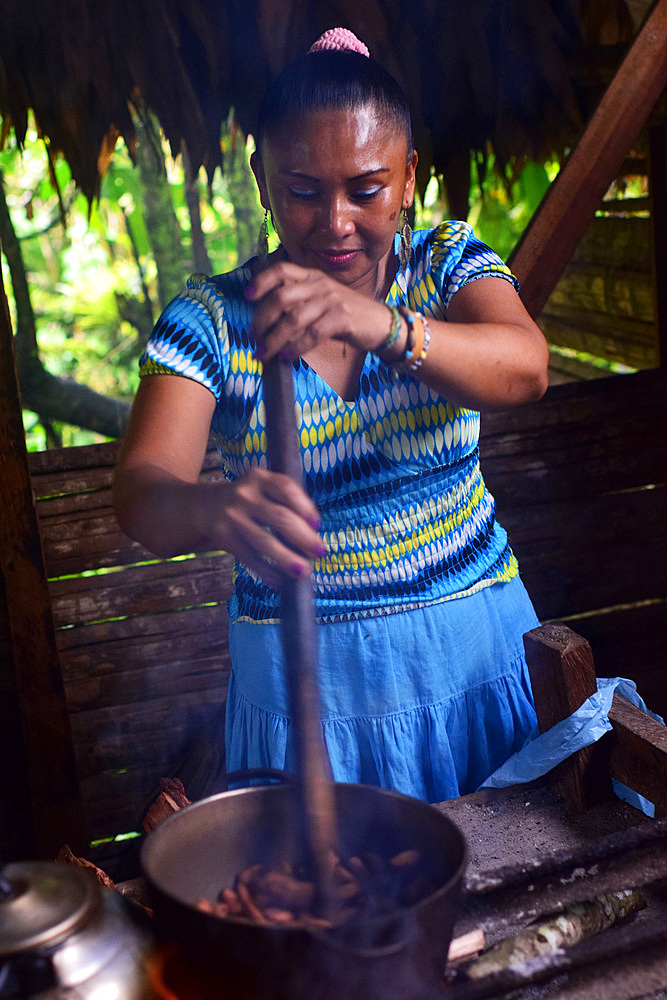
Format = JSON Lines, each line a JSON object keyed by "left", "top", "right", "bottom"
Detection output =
{"left": 438, "top": 779, "right": 651, "bottom": 873}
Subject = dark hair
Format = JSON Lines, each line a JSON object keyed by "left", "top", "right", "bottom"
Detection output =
{"left": 255, "top": 50, "right": 413, "bottom": 156}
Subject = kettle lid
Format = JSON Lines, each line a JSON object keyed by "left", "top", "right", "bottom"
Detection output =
{"left": 0, "top": 861, "right": 100, "bottom": 956}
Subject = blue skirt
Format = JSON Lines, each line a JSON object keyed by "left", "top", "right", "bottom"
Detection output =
{"left": 225, "top": 576, "right": 539, "bottom": 803}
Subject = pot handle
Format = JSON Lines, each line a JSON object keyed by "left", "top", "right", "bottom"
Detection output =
{"left": 218, "top": 768, "right": 294, "bottom": 790}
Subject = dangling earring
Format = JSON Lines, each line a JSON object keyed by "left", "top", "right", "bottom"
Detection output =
{"left": 398, "top": 209, "right": 413, "bottom": 271}
{"left": 257, "top": 208, "right": 269, "bottom": 262}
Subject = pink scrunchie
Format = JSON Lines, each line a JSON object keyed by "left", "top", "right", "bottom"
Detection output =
{"left": 308, "top": 27, "right": 370, "bottom": 58}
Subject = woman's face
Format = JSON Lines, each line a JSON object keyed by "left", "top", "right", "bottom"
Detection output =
{"left": 252, "top": 105, "right": 418, "bottom": 298}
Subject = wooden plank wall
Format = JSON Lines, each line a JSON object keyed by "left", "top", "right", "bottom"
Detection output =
{"left": 28, "top": 442, "right": 234, "bottom": 873}
{"left": 24, "top": 366, "right": 666, "bottom": 873}
{"left": 481, "top": 366, "right": 666, "bottom": 715}
{"left": 539, "top": 214, "right": 658, "bottom": 376}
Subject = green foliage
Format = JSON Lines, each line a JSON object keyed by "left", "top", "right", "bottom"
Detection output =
{"left": 468, "top": 155, "right": 557, "bottom": 261}
{"left": 413, "top": 154, "right": 558, "bottom": 264}
{"left": 1, "top": 116, "right": 261, "bottom": 450}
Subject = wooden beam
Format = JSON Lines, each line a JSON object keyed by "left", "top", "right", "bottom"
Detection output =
{"left": 0, "top": 271, "right": 85, "bottom": 856}
{"left": 525, "top": 624, "right": 667, "bottom": 814}
{"left": 524, "top": 623, "right": 612, "bottom": 811}
{"left": 608, "top": 694, "right": 667, "bottom": 815}
{"left": 649, "top": 123, "right": 667, "bottom": 367}
{"left": 510, "top": 0, "right": 667, "bottom": 318}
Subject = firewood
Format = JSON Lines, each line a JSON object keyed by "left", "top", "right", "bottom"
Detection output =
{"left": 56, "top": 846, "right": 154, "bottom": 919}
{"left": 56, "top": 844, "right": 116, "bottom": 890}
{"left": 142, "top": 778, "right": 191, "bottom": 833}
{"left": 447, "top": 929, "right": 486, "bottom": 964}
{"left": 464, "top": 889, "right": 646, "bottom": 979}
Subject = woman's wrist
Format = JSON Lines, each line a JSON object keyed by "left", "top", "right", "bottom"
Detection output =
{"left": 377, "top": 305, "right": 432, "bottom": 371}
{"left": 377, "top": 304, "right": 408, "bottom": 361}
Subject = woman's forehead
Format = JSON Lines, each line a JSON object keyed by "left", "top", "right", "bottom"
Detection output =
{"left": 260, "top": 105, "right": 409, "bottom": 167}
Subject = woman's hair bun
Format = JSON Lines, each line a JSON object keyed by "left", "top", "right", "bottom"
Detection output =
{"left": 308, "top": 27, "right": 370, "bottom": 58}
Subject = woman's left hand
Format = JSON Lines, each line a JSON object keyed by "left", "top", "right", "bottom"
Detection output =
{"left": 245, "top": 260, "right": 390, "bottom": 361}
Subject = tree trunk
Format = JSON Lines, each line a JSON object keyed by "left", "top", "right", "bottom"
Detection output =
{"left": 183, "top": 144, "right": 213, "bottom": 275}
{"left": 0, "top": 168, "right": 130, "bottom": 439}
{"left": 226, "top": 125, "right": 264, "bottom": 266}
{"left": 133, "top": 105, "right": 188, "bottom": 307}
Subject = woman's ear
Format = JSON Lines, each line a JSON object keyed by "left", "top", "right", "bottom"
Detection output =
{"left": 250, "top": 151, "right": 271, "bottom": 212}
{"left": 403, "top": 148, "right": 418, "bottom": 209}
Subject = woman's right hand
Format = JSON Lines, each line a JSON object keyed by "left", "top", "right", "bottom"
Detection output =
{"left": 113, "top": 375, "right": 324, "bottom": 587}
{"left": 201, "top": 466, "right": 324, "bottom": 587}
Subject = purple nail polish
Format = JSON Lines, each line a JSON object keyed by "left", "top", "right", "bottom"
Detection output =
{"left": 279, "top": 348, "right": 294, "bottom": 362}
{"left": 308, "top": 516, "right": 322, "bottom": 530}
{"left": 315, "top": 544, "right": 327, "bottom": 558}
{"left": 290, "top": 562, "right": 306, "bottom": 578}
{"left": 245, "top": 281, "right": 256, "bottom": 298}
{"left": 255, "top": 343, "right": 266, "bottom": 361}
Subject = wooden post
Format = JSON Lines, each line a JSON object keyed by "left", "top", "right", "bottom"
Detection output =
{"left": 607, "top": 695, "right": 667, "bottom": 815}
{"left": 524, "top": 623, "right": 613, "bottom": 811}
{"left": 0, "top": 271, "right": 85, "bottom": 856}
{"left": 648, "top": 123, "right": 667, "bottom": 368}
{"left": 510, "top": 0, "right": 667, "bottom": 318}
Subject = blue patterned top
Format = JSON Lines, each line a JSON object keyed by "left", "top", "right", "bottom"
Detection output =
{"left": 140, "top": 221, "right": 520, "bottom": 623}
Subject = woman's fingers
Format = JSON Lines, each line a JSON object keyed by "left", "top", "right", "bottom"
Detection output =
{"left": 215, "top": 469, "right": 325, "bottom": 586}
{"left": 259, "top": 300, "right": 341, "bottom": 360}
{"left": 246, "top": 260, "right": 311, "bottom": 302}
{"left": 247, "top": 263, "right": 353, "bottom": 359}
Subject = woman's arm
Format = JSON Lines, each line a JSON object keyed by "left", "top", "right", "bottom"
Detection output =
{"left": 112, "top": 374, "right": 323, "bottom": 585}
{"left": 417, "top": 277, "right": 550, "bottom": 410}
{"left": 246, "top": 262, "right": 549, "bottom": 411}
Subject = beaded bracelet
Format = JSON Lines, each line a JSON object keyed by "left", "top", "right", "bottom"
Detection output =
{"left": 378, "top": 305, "right": 403, "bottom": 357}
{"left": 409, "top": 315, "right": 431, "bottom": 372}
{"left": 398, "top": 308, "right": 432, "bottom": 372}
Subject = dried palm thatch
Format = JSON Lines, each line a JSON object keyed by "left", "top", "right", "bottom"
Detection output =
{"left": 0, "top": 0, "right": 640, "bottom": 202}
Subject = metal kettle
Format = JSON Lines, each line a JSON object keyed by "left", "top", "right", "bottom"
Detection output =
{"left": 0, "top": 860, "right": 154, "bottom": 999}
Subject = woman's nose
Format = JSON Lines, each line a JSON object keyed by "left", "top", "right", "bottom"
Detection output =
{"left": 326, "top": 195, "right": 354, "bottom": 238}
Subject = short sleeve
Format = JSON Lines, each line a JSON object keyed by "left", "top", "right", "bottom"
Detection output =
{"left": 139, "top": 274, "right": 232, "bottom": 402}
{"left": 429, "top": 221, "right": 519, "bottom": 313}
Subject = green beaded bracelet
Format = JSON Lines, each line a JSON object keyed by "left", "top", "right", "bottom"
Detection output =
{"left": 379, "top": 306, "right": 403, "bottom": 357}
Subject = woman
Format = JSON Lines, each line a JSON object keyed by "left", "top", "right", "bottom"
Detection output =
{"left": 113, "top": 28, "right": 550, "bottom": 803}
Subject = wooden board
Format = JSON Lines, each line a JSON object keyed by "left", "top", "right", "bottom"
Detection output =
{"left": 24, "top": 439, "right": 233, "bottom": 864}
{"left": 481, "top": 368, "right": 666, "bottom": 623}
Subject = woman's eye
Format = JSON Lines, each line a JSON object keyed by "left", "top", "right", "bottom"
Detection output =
{"left": 288, "top": 188, "right": 318, "bottom": 200}
{"left": 352, "top": 186, "right": 383, "bottom": 200}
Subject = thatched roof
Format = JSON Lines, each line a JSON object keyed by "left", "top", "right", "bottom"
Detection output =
{"left": 0, "top": 0, "right": 645, "bottom": 201}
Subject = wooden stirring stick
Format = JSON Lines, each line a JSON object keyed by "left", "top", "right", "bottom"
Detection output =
{"left": 262, "top": 356, "right": 339, "bottom": 919}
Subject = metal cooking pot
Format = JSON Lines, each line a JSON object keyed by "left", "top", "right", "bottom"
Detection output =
{"left": 0, "top": 861, "right": 153, "bottom": 999}
{"left": 142, "top": 778, "right": 466, "bottom": 1000}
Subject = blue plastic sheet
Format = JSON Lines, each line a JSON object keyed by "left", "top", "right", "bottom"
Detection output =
{"left": 480, "top": 677, "right": 664, "bottom": 817}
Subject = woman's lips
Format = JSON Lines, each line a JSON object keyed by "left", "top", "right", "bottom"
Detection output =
{"left": 311, "top": 248, "right": 360, "bottom": 268}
